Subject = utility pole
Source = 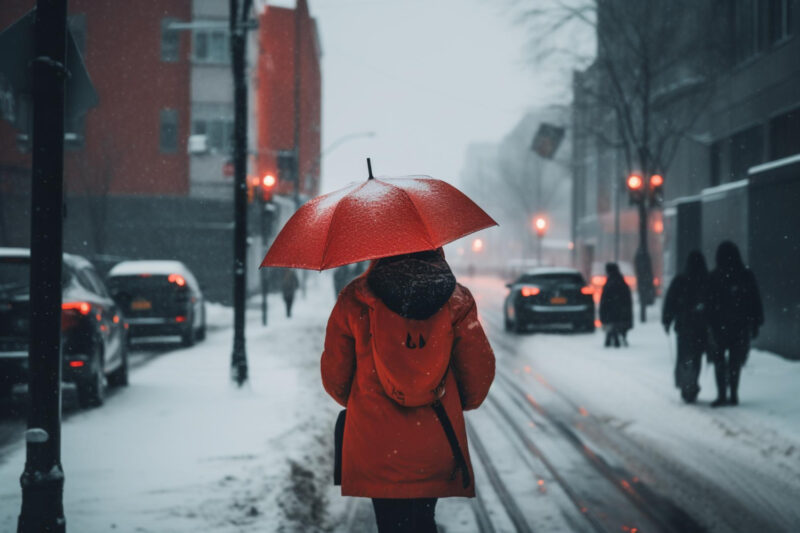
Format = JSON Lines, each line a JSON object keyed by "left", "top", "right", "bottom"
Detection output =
{"left": 229, "top": 0, "right": 252, "bottom": 386}
{"left": 18, "top": 1, "right": 68, "bottom": 531}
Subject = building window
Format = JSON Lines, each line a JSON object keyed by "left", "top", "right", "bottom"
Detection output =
{"left": 733, "top": 0, "right": 761, "bottom": 63}
{"left": 769, "top": 107, "right": 800, "bottom": 160}
{"left": 730, "top": 125, "right": 764, "bottom": 180}
{"left": 710, "top": 141, "right": 722, "bottom": 187}
{"left": 767, "top": 0, "right": 793, "bottom": 44}
{"left": 161, "top": 18, "right": 180, "bottom": 62}
{"left": 192, "top": 119, "right": 233, "bottom": 153}
{"left": 193, "top": 28, "right": 229, "bottom": 64}
{"left": 160, "top": 109, "right": 178, "bottom": 153}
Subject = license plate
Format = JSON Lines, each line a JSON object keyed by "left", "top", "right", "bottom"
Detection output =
{"left": 550, "top": 297, "right": 567, "bottom": 304}
{"left": 131, "top": 299, "right": 152, "bottom": 311}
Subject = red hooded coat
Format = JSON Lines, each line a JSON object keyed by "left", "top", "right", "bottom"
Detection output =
{"left": 321, "top": 270, "right": 495, "bottom": 498}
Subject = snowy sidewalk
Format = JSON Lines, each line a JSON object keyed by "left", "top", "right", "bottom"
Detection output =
{"left": 0, "top": 274, "right": 345, "bottom": 533}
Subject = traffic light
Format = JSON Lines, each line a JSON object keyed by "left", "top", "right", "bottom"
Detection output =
{"left": 261, "top": 173, "right": 277, "bottom": 202}
{"left": 649, "top": 173, "right": 664, "bottom": 207}
{"left": 533, "top": 216, "right": 548, "bottom": 237}
{"left": 626, "top": 173, "right": 644, "bottom": 204}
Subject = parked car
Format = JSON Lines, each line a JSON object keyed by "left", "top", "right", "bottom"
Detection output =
{"left": 0, "top": 248, "right": 129, "bottom": 408}
{"left": 106, "top": 261, "right": 206, "bottom": 346}
{"left": 504, "top": 268, "right": 595, "bottom": 333}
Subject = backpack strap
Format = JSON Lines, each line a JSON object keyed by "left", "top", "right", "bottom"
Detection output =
{"left": 430, "top": 399, "right": 471, "bottom": 489}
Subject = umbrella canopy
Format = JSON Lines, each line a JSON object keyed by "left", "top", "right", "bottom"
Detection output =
{"left": 261, "top": 175, "right": 497, "bottom": 270}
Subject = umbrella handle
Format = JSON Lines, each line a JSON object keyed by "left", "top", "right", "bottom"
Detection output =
{"left": 367, "top": 158, "right": 374, "bottom": 180}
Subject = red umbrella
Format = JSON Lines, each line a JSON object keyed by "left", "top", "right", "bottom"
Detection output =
{"left": 261, "top": 167, "right": 497, "bottom": 271}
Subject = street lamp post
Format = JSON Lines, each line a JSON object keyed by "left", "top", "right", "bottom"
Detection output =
{"left": 18, "top": 1, "right": 68, "bottom": 531}
{"left": 229, "top": 0, "right": 253, "bottom": 387}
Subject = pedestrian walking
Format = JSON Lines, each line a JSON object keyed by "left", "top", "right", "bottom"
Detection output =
{"left": 708, "top": 241, "right": 763, "bottom": 407}
{"left": 599, "top": 262, "right": 633, "bottom": 347}
{"left": 662, "top": 250, "right": 711, "bottom": 403}
{"left": 281, "top": 269, "right": 299, "bottom": 317}
{"left": 260, "top": 165, "right": 498, "bottom": 533}
{"left": 321, "top": 250, "right": 495, "bottom": 532}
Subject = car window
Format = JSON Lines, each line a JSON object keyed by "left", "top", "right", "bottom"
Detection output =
{"left": 83, "top": 267, "right": 110, "bottom": 298}
{"left": 516, "top": 273, "right": 585, "bottom": 288}
{"left": 0, "top": 257, "right": 73, "bottom": 295}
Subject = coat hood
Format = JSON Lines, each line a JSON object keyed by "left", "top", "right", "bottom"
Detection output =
{"left": 715, "top": 240, "right": 745, "bottom": 273}
{"left": 366, "top": 249, "right": 456, "bottom": 320}
{"left": 360, "top": 250, "right": 457, "bottom": 407}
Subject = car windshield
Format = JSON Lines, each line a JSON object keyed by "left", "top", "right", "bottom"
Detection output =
{"left": 516, "top": 273, "right": 585, "bottom": 289}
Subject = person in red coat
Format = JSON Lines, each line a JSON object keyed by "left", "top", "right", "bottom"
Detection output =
{"left": 321, "top": 249, "right": 495, "bottom": 533}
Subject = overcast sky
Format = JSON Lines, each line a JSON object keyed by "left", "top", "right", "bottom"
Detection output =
{"left": 279, "top": 0, "right": 580, "bottom": 193}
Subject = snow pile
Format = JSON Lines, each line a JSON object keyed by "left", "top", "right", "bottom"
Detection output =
{"left": 0, "top": 275, "right": 344, "bottom": 533}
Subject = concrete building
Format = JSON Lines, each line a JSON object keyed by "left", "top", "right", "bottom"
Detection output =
{"left": 572, "top": 1, "right": 800, "bottom": 357}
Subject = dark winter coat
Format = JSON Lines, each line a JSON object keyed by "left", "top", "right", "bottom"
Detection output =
{"left": 599, "top": 269, "right": 633, "bottom": 330}
{"left": 281, "top": 270, "right": 299, "bottom": 299}
{"left": 662, "top": 251, "right": 710, "bottom": 338}
{"left": 708, "top": 242, "right": 763, "bottom": 345}
{"left": 320, "top": 250, "right": 495, "bottom": 498}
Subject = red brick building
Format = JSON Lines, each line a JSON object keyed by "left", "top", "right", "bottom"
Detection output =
{"left": 0, "top": 0, "right": 192, "bottom": 198}
{"left": 255, "top": 0, "right": 321, "bottom": 200}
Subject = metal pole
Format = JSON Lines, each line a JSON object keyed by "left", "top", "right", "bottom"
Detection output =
{"left": 292, "top": 0, "right": 302, "bottom": 209}
{"left": 229, "top": 0, "right": 249, "bottom": 386}
{"left": 18, "top": 1, "right": 68, "bottom": 531}
{"left": 537, "top": 234, "right": 542, "bottom": 266}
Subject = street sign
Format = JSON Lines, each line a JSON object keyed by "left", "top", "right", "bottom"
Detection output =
{"left": 531, "top": 123, "right": 565, "bottom": 159}
{"left": 0, "top": 9, "right": 98, "bottom": 129}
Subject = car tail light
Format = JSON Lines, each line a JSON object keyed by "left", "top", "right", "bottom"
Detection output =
{"left": 580, "top": 286, "right": 594, "bottom": 295}
{"left": 69, "top": 360, "right": 85, "bottom": 368}
{"left": 520, "top": 286, "right": 540, "bottom": 297}
{"left": 62, "top": 302, "right": 91, "bottom": 315}
{"left": 175, "top": 315, "right": 187, "bottom": 323}
{"left": 168, "top": 274, "right": 186, "bottom": 287}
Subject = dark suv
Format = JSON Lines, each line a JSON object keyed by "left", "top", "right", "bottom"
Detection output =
{"left": 504, "top": 268, "right": 595, "bottom": 333}
{"left": 106, "top": 261, "right": 206, "bottom": 346}
{"left": 0, "top": 248, "right": 129, "bottom": 408}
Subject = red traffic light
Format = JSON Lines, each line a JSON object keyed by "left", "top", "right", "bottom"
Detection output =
{"left": 650, "top": 174, "right": 663, "bottom": 188}
{"left": 533, "top": 216, "right": 548, "bottom": 236}
{"left": 262, "top": 174, "right": 277, "bottom": 189}
{"left": 627, "top": 174, "right": 644, "bottom": 191}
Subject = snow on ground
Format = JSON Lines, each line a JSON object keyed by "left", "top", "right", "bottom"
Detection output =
{"left": 464, "top": 275, "right": 800, "bottom": 524}
{"left": 0, "top": 272, "right": 345, "bottom": 533}
{"left": 0, "top": 272, "right": 797, "bottom": 532}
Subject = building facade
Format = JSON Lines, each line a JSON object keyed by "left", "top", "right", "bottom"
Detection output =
{"left": 255, "top": 0, "right": 322, "bottom": 202}
{"left": 572, "top": 0, "right": 800, "bottom": 357}
{"left": 0, "top": 0, "right": 323, "bottom": 304}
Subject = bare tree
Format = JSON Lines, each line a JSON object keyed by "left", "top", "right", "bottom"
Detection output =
{"left": 519, "top": 0, "right": 726, "bottom": 321}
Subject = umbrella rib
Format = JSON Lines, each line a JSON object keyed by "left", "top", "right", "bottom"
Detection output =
{"left": 386, "top": 181, "right": 438, "bottom": 250}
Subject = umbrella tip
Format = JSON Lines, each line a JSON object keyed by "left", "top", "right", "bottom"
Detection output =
{"left": 366, "top": 158, "right": 374, "bottom": 180}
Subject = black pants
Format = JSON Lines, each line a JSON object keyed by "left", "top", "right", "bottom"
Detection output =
{"left": 371, "top": 498, "right": 438, "bottom": 533}
{"left": 604, "top": 325, "right": 627, "bottom": 347}
{"left": 284, "top": 296, "right": 294, "bottom": 317}
{"left": 713, "top": 335, "right": 749, "bottom": 400}
{"left": 675, "top": 332, "right": 704, "bottom": 401}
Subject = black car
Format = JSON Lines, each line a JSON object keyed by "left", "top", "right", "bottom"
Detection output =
{"left": 504, "top": 268, "right": 595, "bottom": 333}
{"left": 106, "top": 260, "right": 206, "bottom": 346}
{"left": 0, "top": 248, "right": 129, "bottom": 408}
